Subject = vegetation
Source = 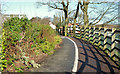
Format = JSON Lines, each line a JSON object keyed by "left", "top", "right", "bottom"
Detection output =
{"left": 30, "top": 17, "right": 51, "bottom": 25}
{"left": 1, "top": 17, "right": 62, "bottom": 72}
{"left": 36, "top": 0, "right": 69, "bottom": 36}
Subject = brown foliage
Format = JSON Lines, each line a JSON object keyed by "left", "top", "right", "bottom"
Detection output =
{"left": 30, "top": 17, "right": 51, "bottom": 25}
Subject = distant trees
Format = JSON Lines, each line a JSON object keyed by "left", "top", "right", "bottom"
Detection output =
{"left": 53, "top": 15, "right": 60, "bottom": 26}
{"left": 30, "top": 17, "right": 51, "bottom": 25}
{"left": 36, "top": 0, "right": 119, "bottom": 36}
{"left": 52, "top": 11, "right": 64, "bottom": 28}
{"left": 36, "top": 0, "right": 70, "bottom": 36}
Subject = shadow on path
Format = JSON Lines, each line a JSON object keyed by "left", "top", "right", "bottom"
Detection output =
{"left": 70, "top": 38, "right": 119, "bottom": 74}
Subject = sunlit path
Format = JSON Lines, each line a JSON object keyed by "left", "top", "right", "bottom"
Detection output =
{"left": 71, "top": 38, "right": 119, "bottom": 73}
{"left": 31, "top": 37, "right": 75, "bottom": 72}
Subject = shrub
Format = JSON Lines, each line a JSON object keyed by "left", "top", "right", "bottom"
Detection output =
{"left": 1, "top": 17, "right": 62, "bottom": 72}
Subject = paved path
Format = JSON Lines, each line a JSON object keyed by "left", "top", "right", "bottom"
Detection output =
{"left": 31, "top": 37, "right": 75, "bottom": 72}
{"left": 70, "top": 37, "right": 119, "bottom": 73}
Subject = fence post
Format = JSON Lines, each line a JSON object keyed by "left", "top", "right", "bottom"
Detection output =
{"left": 67, "top": 26, "right": 70, "bottom": 36}
{"left": 104, "top": 28, "right": 112, "bottom": 57}
{"left": 62, "top": 26, "right": 65, "bottom": 36}
{"left": 85, "top": 27, "right": 89, "bottom": 41}
{"left": 80, "top": 27, "right": 84, "bottom": 39}
{"left": 89, "top": 26, "right": 93, "bottom": 43}
{"left": 104, "top": 28, "right": 108, "bottom": 55}
{"left": 111, "top": 28, "right": 120, "bottom": 65}
{"left": 111, "top": 28, "right": 116, "bottom": 60}
{"left": 83, "top": 27, "right": 86, "bottom": 40}
{"left": 93, "top": 27, "right": 99, "bottom": 45}
{"left": 98, "top": 27, "right": 104, "bottom": 49}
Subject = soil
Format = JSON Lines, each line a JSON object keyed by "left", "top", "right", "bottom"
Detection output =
{"left": 3, "top": 39, "right": 63, "bottom": 72}
{"left": 25, "top": 40, "right": 63, "bottom": 72}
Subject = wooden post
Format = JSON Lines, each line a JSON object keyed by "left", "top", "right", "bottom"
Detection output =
{"left": 104, "top": 28, "right": 112, "bottom": 57}
{"left": 104, "top": 28, "right": 108, "bottom": 55}
{"left": 80, "top": 27, "right": 84, "bottom": 39}
{"left": 62, "top": 26, "right": 65, "bottom": 36}
{"left": 111, "top": 28, "right": 120, "bottom": 62}
{"left": 89, "top": 26, "right": 93, "bottom": 43}
{"left": 89, "top": 26, "right": 91, "bottom": 42}
{"left": 85, "top": 27, "right": 89, "bottom": 41}
{"left": 83, "top": 27, "right": 89, "bottom": 41}
{"left": 98, "top": 27, "right": 104, "bottom": 49}
{"left": 111, "top": 28, "right": 116, "bottom": 60}
{"left": 93, "top": 27, "right": 96, "bottom": 45}
{"left": 79, "top": 26, "right": 81, "bottom": 38}
{"left": 95, "top": 27, "right": 99, "bottom": 45}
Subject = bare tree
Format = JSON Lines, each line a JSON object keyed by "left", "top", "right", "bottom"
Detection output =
{"left": 73, "top": 1, "right": 80, "bottom": 37}
{"left": 79, "top": 0, "right": 119, "bottom": 28}
{"left": 90, "top": 2, "right": 118, "bottom": 25}
{"left": 79, "top": 0, "right": 89, "bottom": 28}
{"left": 36, "top": 0, "right": 119, "bottom": 36}
{"left": 36, "top": 0, "right": 70, "bottom": 36}
{"left": 53, "top": 11, "right": 63, "bottom": 26}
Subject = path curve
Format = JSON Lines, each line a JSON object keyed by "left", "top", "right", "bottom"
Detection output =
{"left": 70, "top": 37, "right": 119, "bottom": 73}
{"left": 31, "top": 36, "right": 75, "bottom": 72}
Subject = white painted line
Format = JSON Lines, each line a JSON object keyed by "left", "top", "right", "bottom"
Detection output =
{"left": 61, "top": 36, "right": 66, "bottom": 38}
{"left": 66, "top": 37, "right": 78, "bottom": 72}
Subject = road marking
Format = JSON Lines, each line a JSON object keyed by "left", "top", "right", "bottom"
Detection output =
{"left": 66, "top": 37, "right": 78, "bottom": 72}
{"left": 60, "top": 36, "right": 66, "bottom": 38}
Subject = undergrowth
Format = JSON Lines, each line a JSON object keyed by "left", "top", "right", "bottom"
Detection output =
{"left": 1, "top": 17, "right": 62, "bottom": 72}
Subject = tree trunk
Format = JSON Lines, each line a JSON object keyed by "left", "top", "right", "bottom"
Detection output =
{"left": 64, "top": 10, "right": 68, "bottom": 36}
{"left": 73, "top": 2, "right": 80, "bottom": 37}
{"left": 80, "top": 1, "right": 89, "bottom": 29}
{"left": 73, "top": 19, "right": 76, "bottom": 37}
{"left": 83, "top": 3, "right": 89, "bottom": 28}
{"left": 65, "top": 17, "right": 68, "bottom": 36}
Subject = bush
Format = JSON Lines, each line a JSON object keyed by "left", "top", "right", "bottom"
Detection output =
{"left": 25, "top": 23, "right": 61, "bottom": 54}
{"left": 2, "top": 17, "right": 62, "bottom": 72}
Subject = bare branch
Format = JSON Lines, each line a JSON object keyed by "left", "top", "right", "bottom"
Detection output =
{"left": 89, "top": 2, "right": 108, "bottom": 4}
{"left": 103, "top": 15, "right": 119, "bottom": 24}
{"left": 68, "top": 9, "right": 76, "bottom": 15}
{"left": 74, "top": 2, "right": 80, "bottom": 19}
{"left": 89, "top": 13, "right": 102, "bottom": 25}
{"left": 92, "top": 3, "right": 114, "bottom": 25}
{"left": 66, "top": 0, "right": 69, "bottom": 7}
{"left": 36, "top": 2, "right": 64, "bottom": 10}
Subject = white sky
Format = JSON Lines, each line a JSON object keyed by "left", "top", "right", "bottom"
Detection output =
{"left": 0, "top": 0, "right": 119, "bottom": 24}
{"left": 1, "top": 1, "right": 57, "bottom": 19}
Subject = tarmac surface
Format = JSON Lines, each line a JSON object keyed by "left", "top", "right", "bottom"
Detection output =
{"left": 31, "top": 37, "right": 75, "bottom": 72}
{"left": 70, "top": 37, "right": 119, "bottom": 74}
{"left": 31, "top": 37, "right": 120, "bottom": 73}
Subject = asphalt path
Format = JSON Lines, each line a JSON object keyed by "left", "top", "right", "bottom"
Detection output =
{"left": 31, "top": 37, "right": 75, "bottom": 72}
